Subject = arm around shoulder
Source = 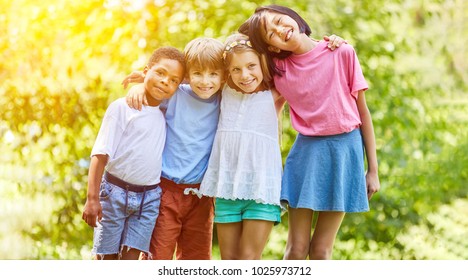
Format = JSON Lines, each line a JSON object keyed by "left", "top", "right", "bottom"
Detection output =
{"left": 272, "top": 87, "right": 286, "bottom": 116}
{"left": 126, "top": 84, "right": 148, "bottom": 111}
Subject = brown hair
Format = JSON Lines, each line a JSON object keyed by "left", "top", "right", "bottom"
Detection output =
{"left": 223, "top": 33, "right": 272, "bottom": 88}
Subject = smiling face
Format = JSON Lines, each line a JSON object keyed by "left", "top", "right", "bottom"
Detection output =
{"left": 227, "top": 51, "right": 265, "bottom": 94}
{"left": 143, "top": 58, "right": 184, "bottom": 106}
{"left": 260, "top": 11, "right": 302, "bottom": 52}
{"left": 188, "top": 67, "right": 224, "bottom": 99}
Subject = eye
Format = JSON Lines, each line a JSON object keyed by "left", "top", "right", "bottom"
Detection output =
{"left": 192, "top": 71, "right": 201, "bottom": 76}
{"left": 210, "top": 72, "right": 219, "bottom": 77}
{"left": 248, "top": 63, "right": 257, "bottom": 69}
{"left": 231, "top": 67, "right": 240, "bottom": 73}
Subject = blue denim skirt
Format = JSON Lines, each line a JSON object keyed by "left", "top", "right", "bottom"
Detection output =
{"left": 281, "top": 128, "right": 369, "bottom": 213}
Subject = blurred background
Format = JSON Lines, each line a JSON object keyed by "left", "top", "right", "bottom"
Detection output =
{"left": 0, "top": 0, "right": 466, "bottom": 260}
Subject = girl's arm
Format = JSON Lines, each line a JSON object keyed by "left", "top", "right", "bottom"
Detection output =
{"left": 323, "top": 34, "right": 348, "bottom": 50}
{"left": 272, "top": 88, "right": 286, "bottom": 147}
{"left": 356, "top": 90, "right": 380, "bottom": 200}
{"left": 82, "top": 154, "right": 108, "bottom": 227}
{"left": 272, "top": 87, "right": 286, "bottom": 116}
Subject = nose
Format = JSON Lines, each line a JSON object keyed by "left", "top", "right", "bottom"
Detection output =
{"left": 240, "top": 68, "right": 249, "bottom": 78}
{"left": 273, "top": 26, "right": 282, "bottom": 36}
{"left": 201, "top": 74, "right": 209, "bottom": 84}
{"left": 160, "top": 76, "right": 169, "bottom": 85}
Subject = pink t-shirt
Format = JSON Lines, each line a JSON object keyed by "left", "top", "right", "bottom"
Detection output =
{"left": 274, "top": 40, "right": 368, "bottom": 136}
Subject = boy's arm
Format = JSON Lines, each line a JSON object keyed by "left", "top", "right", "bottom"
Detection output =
{"left": 82, "top": 154, "right": 108, "bottom": 227}
{"left": 126, "top": 84, "right": 147, "bottom": 111}
{"left": 356, "top": 90, "right": 380, "bottom": 200}
{"left": 121, "top": 70, "right": 147, "bottom": 111}
{"left": 121, "top": 70, "right": 145, "bottom": 89}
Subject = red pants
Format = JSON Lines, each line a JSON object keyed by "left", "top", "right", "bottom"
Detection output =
{"left": 148, "top": 177, "right": 214, "bottom": 260}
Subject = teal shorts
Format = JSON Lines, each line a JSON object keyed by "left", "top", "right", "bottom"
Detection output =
{"left": 214, "top": 198, "right": 281, "bottom": 224}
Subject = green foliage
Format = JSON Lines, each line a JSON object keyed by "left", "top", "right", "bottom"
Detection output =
{"left": 0, "top": 0, "right": 466, "bottom": 259}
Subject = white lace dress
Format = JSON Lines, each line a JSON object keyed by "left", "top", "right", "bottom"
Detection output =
{"left": 199, "top": 85, "right": 282, "bottom": 206}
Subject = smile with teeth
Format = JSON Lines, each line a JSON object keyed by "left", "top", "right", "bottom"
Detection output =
{"left": 240, "top": 79, "right": 255, "bottom": 86}
{"left": 285, "top": 29, "right": 293, "bottom": 41}
{"left": 198, "top": 86, "right": 213, "bottom": 91}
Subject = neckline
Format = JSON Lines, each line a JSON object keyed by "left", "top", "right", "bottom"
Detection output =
{"left": 291, "top": 40, "right": 325, "bottom": 58}
{"left": 225, "top": 84, "right": 270, "bottom": 96}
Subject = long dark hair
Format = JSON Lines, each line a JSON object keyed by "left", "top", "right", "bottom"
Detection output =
{"left": 239, "top": 5, "right": 311, "bottom": 77}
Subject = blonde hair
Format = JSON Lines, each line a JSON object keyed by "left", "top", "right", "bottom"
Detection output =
{"left": 184, "top": 37, "right": 225, "bottom": 74}
{"left": 222, "top": 33, "right": 272, "bottom": 88}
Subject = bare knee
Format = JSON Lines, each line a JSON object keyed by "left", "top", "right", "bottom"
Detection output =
{"left": 284, "top": 242, "right": 309, "bottom": 260}
{"left": 309, "top": 245, "right": 333, "bottom": 260}
{"left": 221, "top": 253, "right": 239, "bottom": 260}
{"left": 239, "top": 250, "right": 262, "bottom": 260}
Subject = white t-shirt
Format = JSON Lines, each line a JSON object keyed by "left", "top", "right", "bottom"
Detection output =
{"left": 199, "top": 85, "right": 282, "bottom": 206}
{"left": 91, "top": 98, "right": 166, "bottom": 185}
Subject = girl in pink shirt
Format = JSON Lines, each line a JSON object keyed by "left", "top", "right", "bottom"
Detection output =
{"left": 240, "top": 5, "right": 380, "bottom": 260}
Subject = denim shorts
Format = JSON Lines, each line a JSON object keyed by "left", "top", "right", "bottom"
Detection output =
{"left": 214, "top": 198, "right": 281, "bottom": 224}
{"left": 92, "top": 178, "right": 162, "bottom": 257}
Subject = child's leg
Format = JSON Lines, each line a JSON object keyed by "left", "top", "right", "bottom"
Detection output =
{"left": 216, "top": 222, "right": 242, "bottom": 260}
{"left": 283, "top": 208, "right": 314, "bottom": 260}
{"left": 239, "top": 220, "right": 274, "bottom": 259}
{"left": 92, "top": 182, "right": 128, "bottom": 259}
{"left": 150, "top": 187, "right": 184, "bottom": 260}
{"left": 120, "top": 247, "right": 143, "bottom": 260}
{"left": 176, "top": 196, "right": 214, "bottom": 260}
{"left": 122, "top": 187, "right": 161, "bottom": 260}
{"left": 309, "top": 211, "right": 345, "bottom": 260}
{"left": 94, "top": 254, "right": 118, "bottom": 260}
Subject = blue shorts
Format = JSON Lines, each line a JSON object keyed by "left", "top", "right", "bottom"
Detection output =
{"left": 92, "top": 179, "right": 162, "bottom": 256}
{"left": 214, "top": 198, "right": 281, "bottom": 224}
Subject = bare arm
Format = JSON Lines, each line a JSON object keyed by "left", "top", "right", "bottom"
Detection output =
{"left": 126, "top": 84, "right": 147, "bottom": 111}
{"left": 272, "top": 87, "right": 286, "bottom": 117}
{"left": 82, "top": 154, "right": 108, "bottom": 227}
{"left": 356, "top": 90, "right": 380, "bottom": 200}
{"left": 121, "top": 70, "right": 145, "bottom": 89}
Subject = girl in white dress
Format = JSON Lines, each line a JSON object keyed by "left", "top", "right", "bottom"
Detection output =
{"left": 199, "top": 33, "right": 285, "bottom": 259}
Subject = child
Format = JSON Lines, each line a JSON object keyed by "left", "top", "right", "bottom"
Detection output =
{"left": 122, "top": 37, "right": 225, "bottom": 260}
{"left": 240, "top": 5, "right": 381, "bottom": 259}
{"left": 82, "top": 46, "right": 185, "bottom": 260}
{"left": 198, "top": 33, "right": 284, "bottom": 260}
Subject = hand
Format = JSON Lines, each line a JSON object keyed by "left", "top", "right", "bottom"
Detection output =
{"left": 323, "top": 34, "right": 348, "bottom": 50}
{"left": 121, "top": 71, "right": 145, "bottom": 89}
{"left": 82, "top": 199, "right": 102, "bottom": 228}
{"left": 365, "top": 171, "right": 380, "bottom": 200}
{"left": 126, "top": 84, "right": 147, "bottom": 111}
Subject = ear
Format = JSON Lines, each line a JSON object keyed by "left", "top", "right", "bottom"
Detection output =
{"left": 142, "top": 66, "right": 149, "bottom": 76}
{"left": 268, "top": 46, "right": 281, "bottom": 53}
